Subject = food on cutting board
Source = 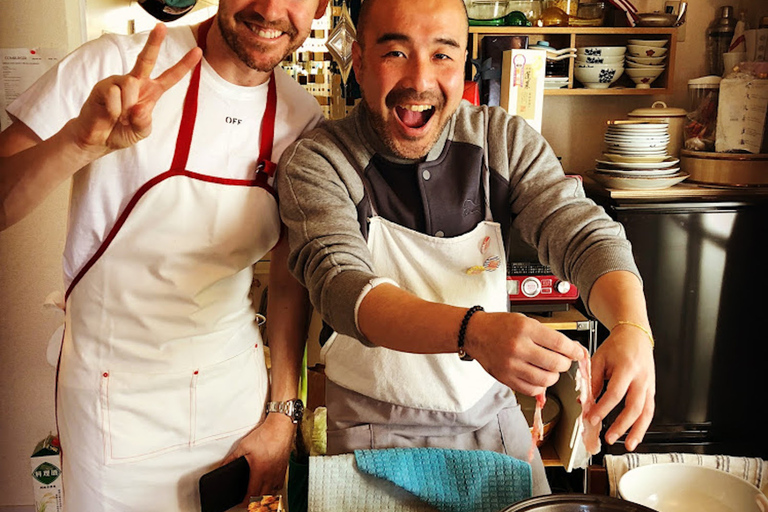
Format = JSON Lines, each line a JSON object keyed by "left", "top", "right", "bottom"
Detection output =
{"left": 248, "top": 494, "right": 283, "bottom": 512}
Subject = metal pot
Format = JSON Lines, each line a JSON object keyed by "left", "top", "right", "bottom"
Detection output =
{"left": 631, "top": 1, "right": 687, "bottom": 27}
{"left": 498, "top": 493, "right": 657, "bottom": 511}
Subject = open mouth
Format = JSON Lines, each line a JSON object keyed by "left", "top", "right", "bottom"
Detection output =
{"left": 395, "top": 104, "right": 435, "bottom": 129}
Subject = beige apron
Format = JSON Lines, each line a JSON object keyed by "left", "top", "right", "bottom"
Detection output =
{"left": 320, "top": 128, "right": 550, "bottom": 495}
{"left": 56, "top": 18, "right": 281, "bottom": 511}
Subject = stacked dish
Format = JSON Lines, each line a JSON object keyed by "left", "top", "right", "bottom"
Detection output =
{"left": 592, "top": 120, "right": 689, "bottom": 190}
{"left": 625, "top": 39, "right": 668, "bottom": 89}
{"left": 574, "top": 46, "right": 625, "bottom": 89}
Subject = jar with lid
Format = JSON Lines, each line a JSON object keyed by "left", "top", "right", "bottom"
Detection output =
{"left": 628, "top": 101, "right": 688, "bottom": 157}
{"left": 706, "top": 6, "right": 737, "bottom": 76}
{"left": 685, "top": 76, "right": 722, "bottom": 151}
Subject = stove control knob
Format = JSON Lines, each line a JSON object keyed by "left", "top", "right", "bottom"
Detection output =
{"left": 521, "top": 277, "right": 542, "bottom": 298}
{"left": 554, "top": 281, "right": 571, "bottom": 294}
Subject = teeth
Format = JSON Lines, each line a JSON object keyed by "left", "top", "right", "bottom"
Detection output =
{"left": 402, "top": 105, "right": 433, "bottom": 112}
{"left": 257, "top": 28, "right": 282, "bottom": 39}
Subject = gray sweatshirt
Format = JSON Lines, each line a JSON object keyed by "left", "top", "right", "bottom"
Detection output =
{"left": 277, "top": 101, "right": 639, "bottom": 342}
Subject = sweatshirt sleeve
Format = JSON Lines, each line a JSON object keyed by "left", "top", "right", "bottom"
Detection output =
{"left": 487, "top": 107, "right": 641, "bottom": 313}
{"left": 276, "top": 129, "right": 381, "bottom": 343}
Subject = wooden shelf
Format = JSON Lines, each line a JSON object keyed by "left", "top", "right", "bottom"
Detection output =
{"left": 469, "top": 26, "right": 677, "bottom": 95}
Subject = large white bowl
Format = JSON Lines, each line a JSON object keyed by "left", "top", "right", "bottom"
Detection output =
{"left": 619, "top": 463, "right": 764, "bottom": 512}
{"left": 576, "top": 54, "right": 625, "bottom": 65}
{"left": 576, "top": 46, "right": 626, "bottom": 57}
{"left": 627, "top": 44, "right": 668, "bottom": 58}
{"left": 575, "top": 65, "right": 624, "bottom": 89}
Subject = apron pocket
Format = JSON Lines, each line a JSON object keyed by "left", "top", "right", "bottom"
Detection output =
{"left": 193, "top": 345, "right": 268, "bottom": 444}
{"left": 101, "top": 367, "right": 194, "bottom": 465}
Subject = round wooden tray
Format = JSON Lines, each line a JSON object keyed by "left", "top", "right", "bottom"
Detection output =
{"left": 681, "top": 150, "right": 768, "bottom": 187}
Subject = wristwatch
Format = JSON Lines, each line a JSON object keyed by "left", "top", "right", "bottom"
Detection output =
{"left": 266, "top": 398, "right": 304, "bottom": 424}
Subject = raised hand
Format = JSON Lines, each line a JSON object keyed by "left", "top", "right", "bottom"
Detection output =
{"left": 68, "top": 24, "right": 202, "bottom": 157}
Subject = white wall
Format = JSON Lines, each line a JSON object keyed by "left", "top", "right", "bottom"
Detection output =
{"left": 0, "top": 0, "right": 765, "bottom": 508}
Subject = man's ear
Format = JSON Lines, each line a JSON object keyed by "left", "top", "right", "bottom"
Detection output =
{"left": 352, "top": 41, "right": 363, "bottom": 81}
{"left": 314, "top": 0, "right": 330, "bottom": 19}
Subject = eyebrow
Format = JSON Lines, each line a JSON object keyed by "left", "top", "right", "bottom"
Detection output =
{"left": 375, "top": 33, "right": 462, "bottom": 49}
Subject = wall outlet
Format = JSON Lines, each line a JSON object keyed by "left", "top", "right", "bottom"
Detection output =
{"left": 664, "top": 0, "right": 686, "bottom": 42}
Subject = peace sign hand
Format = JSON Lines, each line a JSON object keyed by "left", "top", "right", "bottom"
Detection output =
{"left": 68, "top": 24, "right": 202, "bottom": 158}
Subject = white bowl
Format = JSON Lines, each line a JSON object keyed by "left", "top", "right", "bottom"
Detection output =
{"left": 575, "top": 65, "right": 624, "bottom": 89}
{"left": 619, "top": 463, "right": 764, "bottom": 512}
{"left": 627, "top": 44, "right": 668, "bottom": 58}
{"left": 576, "top": 54, "right": 624, "bottom": 65}
{"left": 625, "top": 67, "right": 664, "bottom": 88}
{"left": 576, "top": 46, "right": 626, "bottom": 57}
{"left": 625, "top": 60, "right": 665, "bottom": 69}
{"left": 628, "top": 39, "right": 668, "bottom": 47}
{"left": 626, "top": 55, "right": 666, "bottom": 65}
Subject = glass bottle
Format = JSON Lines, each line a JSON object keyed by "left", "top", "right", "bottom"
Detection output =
{"left": 706, "top": 6, "right": 737, "bottom": 76}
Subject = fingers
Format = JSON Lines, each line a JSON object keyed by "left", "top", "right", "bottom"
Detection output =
{"left": 155, "top": 47, "right": 203, "bottom": 93}
{"left": 130, "top": 23, "right": 167, "bottom": 79}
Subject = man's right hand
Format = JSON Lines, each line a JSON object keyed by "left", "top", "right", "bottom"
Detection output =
{"left": 67, "top": 23, "right": 202, "bottom": 158}
{"left": 466, "top": 311, "right": 584, "bottom": 397}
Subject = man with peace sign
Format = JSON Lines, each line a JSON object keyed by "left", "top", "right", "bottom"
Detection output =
{"left": 0, "top": 1, "right": 328, "bottom": 510}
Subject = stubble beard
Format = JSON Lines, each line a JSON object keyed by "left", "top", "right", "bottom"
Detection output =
{"left": 217, "top": 14, "right": 303, "bottom": 72}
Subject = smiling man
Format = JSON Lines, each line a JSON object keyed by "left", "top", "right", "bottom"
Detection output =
{"left": 278, "top": 0, "right": 655, "bottom": 497}
{"left": 0, "top": 0, "right": 329, "bottom": 510}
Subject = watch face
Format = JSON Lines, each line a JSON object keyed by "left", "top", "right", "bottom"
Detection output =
{"left": 292, "top": 400, "right": 304, "bottom": 421}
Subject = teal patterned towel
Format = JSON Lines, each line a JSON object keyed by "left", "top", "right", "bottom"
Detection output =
{"left": 354, "top": 448, "right": 532, "bottom": 512}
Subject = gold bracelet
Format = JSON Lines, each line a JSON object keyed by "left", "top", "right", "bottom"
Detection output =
{"left": 613, "top": 321, "right": 654, "bottom": 349}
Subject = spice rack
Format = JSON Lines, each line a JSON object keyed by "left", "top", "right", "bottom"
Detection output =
{"left": 469, "top": 26, "right": 678, "bottom": 95}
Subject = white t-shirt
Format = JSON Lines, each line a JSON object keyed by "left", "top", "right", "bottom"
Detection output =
{"left": 8, "top": 25, "right": 324, "bottom": 288}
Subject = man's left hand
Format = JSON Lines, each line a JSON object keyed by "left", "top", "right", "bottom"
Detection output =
{"left": 221, "top": 412, "right": 296, "bottom": 501}
{"left": 587, "top": 325, "right": 655, "bottom": 452}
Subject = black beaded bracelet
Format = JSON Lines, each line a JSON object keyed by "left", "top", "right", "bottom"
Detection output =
{"left": 457, "top": 305, "right": 484, "bottom": 361}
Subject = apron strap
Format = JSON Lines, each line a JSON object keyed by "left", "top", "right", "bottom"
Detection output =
{"left": 170, "top": 16, "right": 277, "bottom": 178}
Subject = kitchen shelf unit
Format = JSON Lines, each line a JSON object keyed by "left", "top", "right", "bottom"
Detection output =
{"left": 469, "top": 26, "right": 677, "bottom": 95}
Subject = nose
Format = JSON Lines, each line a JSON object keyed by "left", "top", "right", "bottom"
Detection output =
{"left": 252, "top": 0, "right": 286, "bottom": 22}
{"left": 401, "top": 54, "right": 438, "bottom": 93}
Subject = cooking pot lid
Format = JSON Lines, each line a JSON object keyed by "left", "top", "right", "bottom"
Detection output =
{"left": 498, "top": 493, "right": 657, "bottom": 511}
{"left": 628, "top": 101, "right": 687, "bottom": 117}
{"left": 138, "top": 0, "right": 197, "bottom": 22}
{"left": 688, "top": 75, "right": 722, "bottom": 88}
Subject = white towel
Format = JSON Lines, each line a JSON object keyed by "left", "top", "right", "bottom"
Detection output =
{"left": 604, "top": 453, "right": 768, "bottom": 498}
{"left": 308, "top": 454, "right": 438, "bottom": 512}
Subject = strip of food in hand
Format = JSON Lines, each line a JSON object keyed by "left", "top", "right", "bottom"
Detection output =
{"left": 576, "top": 345, "right": 601, "bottom": 455}
{"left": 527, "top": 392, "right": 547, "bottom": 462}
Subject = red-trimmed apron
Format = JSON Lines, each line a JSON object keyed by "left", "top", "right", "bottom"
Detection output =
{"left": 56, "top": 18, "right": 280, "bottom": 511}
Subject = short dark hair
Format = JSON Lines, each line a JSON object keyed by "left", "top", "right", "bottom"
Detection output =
{"left": 355, "top": 0, "right": 469, "bottom": 48}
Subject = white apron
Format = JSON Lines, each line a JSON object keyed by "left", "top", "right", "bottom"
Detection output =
{"left": 56, "top": 18, "right": 280, "bottom": 511}
{"left": 321, "top": 150, "right": 507, "bottom": 413}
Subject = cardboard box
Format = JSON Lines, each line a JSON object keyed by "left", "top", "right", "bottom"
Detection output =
{"left": 500, "top": 49, "right": 547, "bottom": 133}
{"left": 31, "top": 434, "right": 64, "bottom": 512}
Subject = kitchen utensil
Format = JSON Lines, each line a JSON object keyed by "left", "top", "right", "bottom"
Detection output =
{"left": 619, "top": 463, "right": 764, "bottom": 512}
{"left": 517, "top": 393, "right": 561, "bottom": 445}
{"left": 589, "top": 171, "right": 688, "bottom": 190}
{"left": 466, "top": 0, "right": 511, "bottom": 25}
{"left": 630, "top": 1, "right": 687, "bottom": 27}
{"left": 626, "top": 44, "right": 667, "bottom": 58}
{"left": 706, "top": 5, "right": 737, "bottom": 76}
{"left": 625, "top": 67, "right": 664, "bottom": 88}
{"left": 574, "top": 65, "right": 624, "bottom": 89}
{"left": 498, "top": 493, "right": 658, "bottom": 511}
{"left": 628, "top": 102, "right": 686, "bottom": 156}
{"left": 681, "top": 149, "right": 768, "bottom": 186}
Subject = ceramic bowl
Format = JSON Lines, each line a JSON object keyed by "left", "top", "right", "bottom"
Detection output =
{"left": 627, "top": 39, "right": 668, "bottom": 47}
{"left": 576, "top": 46, "right": 626, "bottom": 57}
{"left": 575, "top": 65, "right": 624, "bottom": 89}
{"left": 627, "top": 44, "right": 668, "bottom": 58}
{"left": 576, "top": 54, "right": 624, "bottom": 65}
{"left": 626, "top": 54, "right": 666, "bottom": 65}
{"left": 625, "top": 67, "right": 664, "bottom": 88}
{"left": 625, "top": 60, "right": 664, "bottom": 69}
{"left": 619, "top": 463, "right": 764, "bottom": 512}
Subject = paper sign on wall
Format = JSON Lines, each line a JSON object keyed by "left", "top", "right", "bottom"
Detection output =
{"left": 1, "top": 48, "right": 65, "bottom": 131}
{"left": 500, "top": 49, "right": 546, "bottom": 133}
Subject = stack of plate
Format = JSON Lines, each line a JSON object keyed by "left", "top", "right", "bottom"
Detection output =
{"left": 625, "top": 39, "right": 668, "bottom": 89}
{"left": 592, "top": 120, "right": 689, "bottom": 190}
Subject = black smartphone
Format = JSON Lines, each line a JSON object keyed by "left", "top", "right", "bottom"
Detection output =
{"left": 199, "top": 456, "right": 250, "bottom": 512}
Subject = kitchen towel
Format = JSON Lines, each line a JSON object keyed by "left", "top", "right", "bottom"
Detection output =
{"left": 355, "top": 448, "right": 533, "bottom": 512}
{"left": 308, "top": 453, "right": 438, "bottom": 512}
{"left": 604, "top": 453, "right": 768, "bottom": 497}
